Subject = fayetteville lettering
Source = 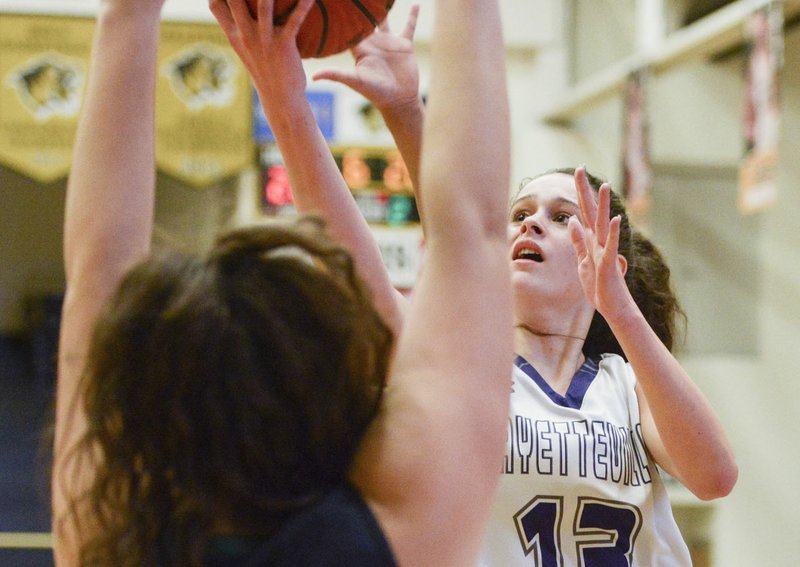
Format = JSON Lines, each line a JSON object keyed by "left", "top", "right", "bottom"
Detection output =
{"left": 503, "top": 416, "right": 652, "bottom": 487}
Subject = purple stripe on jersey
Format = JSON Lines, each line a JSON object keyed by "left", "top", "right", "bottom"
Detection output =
{"left": 514, "top": 354, "right": 600, "bottom": 409}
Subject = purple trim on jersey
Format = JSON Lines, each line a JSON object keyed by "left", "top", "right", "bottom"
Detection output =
{"left": 514, "top": 354, "right": 600, "bottom": 409}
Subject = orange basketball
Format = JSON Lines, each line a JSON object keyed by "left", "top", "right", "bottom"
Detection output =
{"left": 246, "top": 0, "right": 395, "bottom": 59}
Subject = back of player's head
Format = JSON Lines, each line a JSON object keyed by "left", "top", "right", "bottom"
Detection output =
{"left": 74, "top": 216, "right": 393, "bottom": 565}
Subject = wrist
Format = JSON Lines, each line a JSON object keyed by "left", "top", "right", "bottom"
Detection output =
{"left": 605, "top": 301, "right": 647, "bottom": 334}
{"left": 98, "top": 1, "right": 163, "bottom": 22}
{"left": 377, "top": 94, "right": 425, "bottom": 122}
{"left": 261, "top": 91, "right": 314, "bottom": 133}
{"left": 256, "top": 76, "right": 309, "bottom": 112}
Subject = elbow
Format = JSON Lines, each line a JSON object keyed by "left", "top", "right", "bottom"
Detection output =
{"left": 692, "top": 460, "right": 739, "bottom": 501}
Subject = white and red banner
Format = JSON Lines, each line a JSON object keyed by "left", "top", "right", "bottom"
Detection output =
{"left": 622, "top": 69, "right": 652, "bottom": 230}
{"left": 739, "top": 3, "right": 783, "bottom": 214}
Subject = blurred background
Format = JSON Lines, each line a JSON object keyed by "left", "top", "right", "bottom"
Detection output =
{"left": 0, "top": 0, "right": 798, "bottom": 565}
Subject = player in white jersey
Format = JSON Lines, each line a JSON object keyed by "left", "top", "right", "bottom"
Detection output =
{"left": 262, "top": 8, "right": 739, "bottom": 565}
{"left": 482, "top": 354, "right": 691, "bottom": 565}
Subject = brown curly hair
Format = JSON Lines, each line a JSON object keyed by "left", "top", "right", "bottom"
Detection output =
{"left": 517, "top": 168, "right": 686, "bottom": 359}
{"left": 64, "top": 217, "right": 393, "bottom": 566}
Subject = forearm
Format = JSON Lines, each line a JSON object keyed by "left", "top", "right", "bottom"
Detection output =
{"left": 611, "top": 308, "right": 738, "bottom": 499}
{"left": 422, "top": 0, "right": 509, "bottom": 242}
{"left": 59, "top": 4, "right": 160, "bottom": 445}
{"left": 260, "top": 89, "right": 403, "bottom": 330}
{"left": 379, "top": 96, "right": 424, "bottom": 210}
{"left": 262, "top": 90, "right": 361, "bottom": 226}
{"left": 55, "top": 4, "right": 162, "bottom": 558}
{"left": 362, "top": 2, "right": 513, "bottom": 563}
{"left": 64, "top": 5, "right": 159, "bottom": 284}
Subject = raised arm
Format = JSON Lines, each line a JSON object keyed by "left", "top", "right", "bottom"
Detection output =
{"left": 211, "top": 0, "right": 404, "bottom": 333}
{"left": 313, "top": 5, "right": 424, "bottom": 201}
{"left": 54, "top": 0, "right": 164, "bottom": 562}
{"left": 351, "top": 1, "right": 513, "bottom": 565}
{"left": 568, "top": 168, "right": 738, "bottom": 501}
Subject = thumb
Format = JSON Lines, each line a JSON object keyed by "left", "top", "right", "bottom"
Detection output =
{"left": 312, "top": 69, "right": 361, "bottom": 90}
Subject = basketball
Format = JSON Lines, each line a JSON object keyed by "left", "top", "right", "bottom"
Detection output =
{"left": 246, "top": 0, "right": 396, "bottom": 58}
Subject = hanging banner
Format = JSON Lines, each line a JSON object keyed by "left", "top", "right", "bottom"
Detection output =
{"left": 0, "top": 14, "right": 92, "bottom": 183}
{"left": 739, "top": 3, "right": 783, "bottom": 214}
{"left": 621, "top": 69, "right": 652, "bottom": 231}
{"left": 156, "top": 22, "right": 253, "bottom": 187}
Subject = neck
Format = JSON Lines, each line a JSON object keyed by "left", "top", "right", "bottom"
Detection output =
{"left": 514, "top": 323, "right": 587, "bottom": 394}
{"left": 515, "top": 322, "right": 584, "bottom": 342}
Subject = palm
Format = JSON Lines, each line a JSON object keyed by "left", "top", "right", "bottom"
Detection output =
{"left": 570, "top": 169, "right": 636, "bottom": 322}
{"left": 574, "top": 225, "right": 631, "bottom": 318}
{"left": 349, "top": 29, "right": 418, "bottom": 107}
{"left": 313, "top": 6, "right": 420, "bottom": 110}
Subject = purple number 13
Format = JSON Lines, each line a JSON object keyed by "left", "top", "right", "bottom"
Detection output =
{"left": 514, "top": 496, "right": 642, "bottom": 566}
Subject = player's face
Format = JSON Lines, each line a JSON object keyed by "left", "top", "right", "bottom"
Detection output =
{"left": 507, "top": 173, "right": 588, "bottom": 308}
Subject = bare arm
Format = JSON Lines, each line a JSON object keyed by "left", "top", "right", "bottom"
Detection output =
{"left": 569, "top": 169, "right": 738, "bottom": 501}
{"left": 54, "top": 0, "right": 164, "bottom": 562}
{"left": 351, "top": 1, "right": 513, "bottom": 565}
{"left": 313, "top": 6, "right": 424, "bottom": 205}
{"left": 211, "top": 0, "right": 405, "bottom": 333}
{"left": 625, "top": 322, "right": 737, "bottom": 500}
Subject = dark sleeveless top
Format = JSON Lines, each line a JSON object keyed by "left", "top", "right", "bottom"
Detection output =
{"left": 204, "top": 484, "right": 397, "bottom": 566}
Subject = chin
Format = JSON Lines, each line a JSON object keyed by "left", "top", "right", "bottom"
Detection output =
{"left": 512, "top": 277, "right": 584, "bottom": 310}
{"left": 511, "top": 278, "right": 545, "bottom": 307}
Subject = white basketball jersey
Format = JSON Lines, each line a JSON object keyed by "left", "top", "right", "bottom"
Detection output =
{"left": 478, "top": 353, "right": 692, "bottom": 567}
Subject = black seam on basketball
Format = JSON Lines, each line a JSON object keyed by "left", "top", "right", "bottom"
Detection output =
{"left": 315, "top": 0, "right": 328, "bottom": 57}
{"left": 350, "top": 0, "right": 379, "bottom": 27}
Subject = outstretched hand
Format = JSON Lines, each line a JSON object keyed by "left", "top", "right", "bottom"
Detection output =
{"left": 312, "top": 4, "right": 420, "bottom": 112}
{"left": 209, "top": 0, "right": 314, "bottom": 100}
{"left": 568, "top": 167, "right": 636, "bottom": 323}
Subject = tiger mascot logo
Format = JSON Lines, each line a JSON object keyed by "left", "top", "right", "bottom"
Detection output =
{"left": 6, "top": 53, "right": 84, "bottom": 121}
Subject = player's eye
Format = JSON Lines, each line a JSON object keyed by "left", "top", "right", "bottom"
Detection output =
{"left": 511, "top": 210, "right": 529, "bottom": 223}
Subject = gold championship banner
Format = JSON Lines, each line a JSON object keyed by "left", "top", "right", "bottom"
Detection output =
{"left": 0, "top": 14, "right": 92, "bottom": 183}
{"left": 156, "top": 22, "right": 253, "bottom": 187}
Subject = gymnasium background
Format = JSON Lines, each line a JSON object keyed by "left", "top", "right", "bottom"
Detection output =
{"left": 0, "top": 0, "right": 798, "bottom": 565}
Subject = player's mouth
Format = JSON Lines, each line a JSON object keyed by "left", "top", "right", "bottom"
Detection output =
{"left": 512, "top": 241, "right": 544, "bottom": 263}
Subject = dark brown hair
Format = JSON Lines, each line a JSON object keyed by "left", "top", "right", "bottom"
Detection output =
{"left": 519, "top": 168, "right": 685, "bottom": 359}
{"left": 66, "top": 217, "right": 393, "bottom": 566}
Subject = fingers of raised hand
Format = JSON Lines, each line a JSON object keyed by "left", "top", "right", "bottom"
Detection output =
{"left": 574, "top": 166, "right": 597, "bottom": 229}
{"left": 209, "top": 0, "right": 236, "bottom": 33}
{"left": 283, "top": 0, "right": 315, "bottom": 36}
{"left": 312, "top": 68, "right": 360, "bottom": 90}
{"left": 401, "top": 4, "right": 420, "bottom": 40}
{"left": 595, "top": 183, "right": 611, "bottom": 245}
{"left": 226, "top": 0, "right": 257, "bottom": 29}
{"left": 603, "top": 215, "right": 621, "bottom": 262}
{"left": 376, "top": 14, "right": 392, "bottom": 33}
